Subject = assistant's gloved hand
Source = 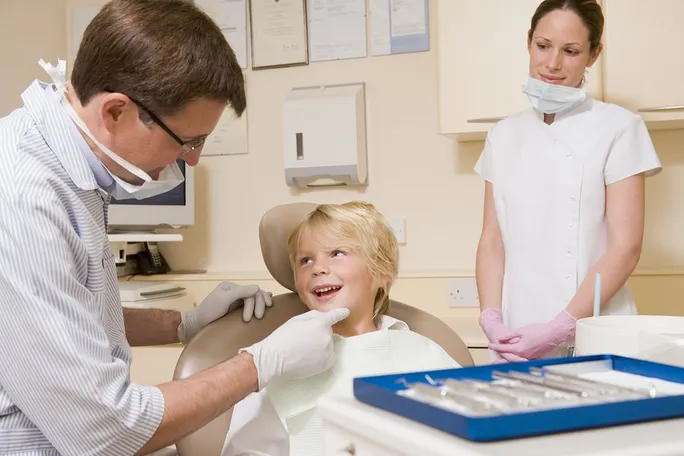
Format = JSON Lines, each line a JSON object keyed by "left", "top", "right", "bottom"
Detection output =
{"left": 488, "top": 310, "right": 577, "bottom": 361}
{"left": 240, "top": 308, "right": 350, "bottom": 390}
{"left": 177, "top": 281, "right": 273, "bottom": 344}
{"left": 478, "top": 308, "right": 520, "bottom": 344}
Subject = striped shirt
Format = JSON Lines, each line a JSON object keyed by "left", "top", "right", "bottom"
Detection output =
{"left": 0, "top": 80, "right": 165, "bottom": 455}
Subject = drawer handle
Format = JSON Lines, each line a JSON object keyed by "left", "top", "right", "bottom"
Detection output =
{"left": 466, "top": 116, "right": 505, "bottom": 123}
{"left": 638, "top": 105, "right": 684, "bottom": 112}
{"left": 339, "top": 443, "right": 356, "bottom": 455}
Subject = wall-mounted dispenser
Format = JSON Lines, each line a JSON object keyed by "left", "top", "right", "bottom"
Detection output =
{"left": 283, "top": 83, "right": 368, "bottom": 188}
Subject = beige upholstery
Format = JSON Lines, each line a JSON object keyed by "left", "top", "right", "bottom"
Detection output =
{"left": 258, "top": 202, "right": 318, "bottom": 291}
{"left": 172, "top": 203, "right": 474, "bottom": 456}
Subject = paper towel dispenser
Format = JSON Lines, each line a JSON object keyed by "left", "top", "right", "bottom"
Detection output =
{"left": 283, "top": 83, "right": 368, "bottom": 187}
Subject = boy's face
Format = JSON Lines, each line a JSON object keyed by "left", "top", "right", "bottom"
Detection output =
{"left": 293, "top": 226, "right": 377, "bottom": 319}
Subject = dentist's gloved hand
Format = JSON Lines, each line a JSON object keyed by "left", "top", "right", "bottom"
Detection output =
{"left": 240, "top": 308, "right": 350, "bottom": 390}
{"left": 177, "top": 281, "right": 273, "bottom": 344}
{"left": 478, "top": 308, "right": 520, "bottom": 344}
{"left": 488, "top": 310, "right": 577, "bottom": 361}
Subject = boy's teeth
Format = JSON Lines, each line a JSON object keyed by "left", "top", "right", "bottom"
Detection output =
{"left": 316, "top": 286, "right": 340, "bottom": 294}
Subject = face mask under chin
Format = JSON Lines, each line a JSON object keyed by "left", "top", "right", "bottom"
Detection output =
{"left": 522, "top": 75, "right": 587, "bottom": 115}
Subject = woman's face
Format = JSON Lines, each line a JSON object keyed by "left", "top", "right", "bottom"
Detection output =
{"left": 528, "top": 9, "right": 601, "bottom": 88}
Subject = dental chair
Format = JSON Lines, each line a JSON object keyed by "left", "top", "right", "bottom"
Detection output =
{"left": 172, "top": 202, "right": 474, "bottom": 456}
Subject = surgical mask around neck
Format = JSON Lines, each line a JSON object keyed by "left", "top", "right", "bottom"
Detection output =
{"left": 522, "top": 75, "right": 587, "bottom": 114}
{"left": 38, "top": 59, "right": 185, "bottom": 200}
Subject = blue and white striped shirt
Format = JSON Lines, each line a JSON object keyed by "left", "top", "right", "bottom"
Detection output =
{"left": 0, "top": 80, "right": 165, "bottom": 455}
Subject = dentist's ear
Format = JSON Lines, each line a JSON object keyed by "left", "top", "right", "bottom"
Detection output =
{"left": 99, "top": 92, "right": 130, "bottom": 127}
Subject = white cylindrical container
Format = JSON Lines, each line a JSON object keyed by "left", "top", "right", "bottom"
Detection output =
{"left": 575, "top": 315, "right": 684, "bottom": 367}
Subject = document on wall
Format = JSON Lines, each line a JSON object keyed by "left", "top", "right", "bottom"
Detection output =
{"left": 202, "top": 71, "right": 249, "bottom": 156}
{"left": 195, "top": 0, "right": 248, "bottom": 68}
{"left": 370, "top": 0, "right": 429, "bottom": 56}
{"left": 308, "top": 0, "right": 367, "bottom": 62}
{"left": 249, "top": 0, "right": 308, "bottom": 69}
{"left": 202, "top": 106, "right": 249, "bottom": 156}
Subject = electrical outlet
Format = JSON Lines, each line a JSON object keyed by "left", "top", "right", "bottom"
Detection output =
{"left": 448, "top": 279, "right": 479, "bottom": 308}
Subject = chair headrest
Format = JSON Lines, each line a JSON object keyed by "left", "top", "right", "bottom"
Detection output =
{"left": 259, "top": 202, "right": 319, "bottom": 292}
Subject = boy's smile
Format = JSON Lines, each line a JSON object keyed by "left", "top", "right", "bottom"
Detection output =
{"left": 294, "top": 226, "right": 377, "bottom": 335}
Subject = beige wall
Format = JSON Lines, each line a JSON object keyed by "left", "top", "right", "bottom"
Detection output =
{"left": 5, "top": 0, "right": 684, "bottom": 319}
{"left": 156, "top": 0, "right": 684, "bottom": 317}
{"left": 0, "top": 0, "right": 66, "bottom": 116}
{"left": 157, "top": 1, "right": 684, "bottom": 275}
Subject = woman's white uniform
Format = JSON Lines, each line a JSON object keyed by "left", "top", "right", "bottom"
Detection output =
{"left": 474, "top": 97, "right": 662, "bottom": 359}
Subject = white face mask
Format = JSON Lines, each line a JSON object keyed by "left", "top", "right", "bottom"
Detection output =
{"left": 38, "top": 59, "right": 185, "bottom": 201}
{"left": 522, "top": 75, "right": 587, "bottom": 114}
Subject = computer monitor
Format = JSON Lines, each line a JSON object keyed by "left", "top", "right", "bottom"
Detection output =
{"left": 107, "top": 159, "right": 195, "bottom": 232}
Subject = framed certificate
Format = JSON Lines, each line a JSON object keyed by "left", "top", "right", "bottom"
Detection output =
{"left": 249, "top": 0, "right": 309, "bottom": 69}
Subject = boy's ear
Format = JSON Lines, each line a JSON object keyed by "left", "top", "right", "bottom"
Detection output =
{"left": 377, "top": 275, "right": 391, "bottom": 290}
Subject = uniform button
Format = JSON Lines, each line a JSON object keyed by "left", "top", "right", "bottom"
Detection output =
{"left": 566, "top": 151, "right": 572, "bottom": 157}
{"left": 568, "top": 222, "right": 574, "bottom": 227}
{"left": 566, "top": 275, "right": 571, "bottom": 280}
{"left": 570, "top": 195, "right": 576, "bottom": 200}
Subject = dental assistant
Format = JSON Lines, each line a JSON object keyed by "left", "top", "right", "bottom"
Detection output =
{"left": 0, "top": 1, "right": 348, "bottom": 455}
{"left": 474, "top": 0, "right": 662, "bottom": 362}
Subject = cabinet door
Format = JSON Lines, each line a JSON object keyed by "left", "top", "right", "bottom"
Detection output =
{"left": 130, "top": 345, "right": 185, "bottom": 386}
{"left": 469, "top": 348, "right": 490, "bottom": 366}
{"left": 603, "top": 0, "right": 684, "bottom": 129}
{"left": 437, "top": 0, "right": 602, "bottom": 141}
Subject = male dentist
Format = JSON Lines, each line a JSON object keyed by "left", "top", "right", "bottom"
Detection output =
{"left": 0, "top": 0, "right": 349, "bottom": 455}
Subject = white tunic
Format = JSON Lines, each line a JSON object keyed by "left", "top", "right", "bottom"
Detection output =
{"left": 474, "top": 98, "right": 662, "bottom": 357}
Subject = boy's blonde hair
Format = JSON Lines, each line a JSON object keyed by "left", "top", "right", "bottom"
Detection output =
{"left": 287, "top": 201, "right": 399, "bottom": 318}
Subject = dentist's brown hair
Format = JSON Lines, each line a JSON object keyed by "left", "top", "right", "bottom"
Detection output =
{"left": 71, "top": 0, "right": 245, "bottom": 121}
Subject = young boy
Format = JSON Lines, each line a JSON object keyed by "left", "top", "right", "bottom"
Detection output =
{"left": 222, "top": 201, "right": 461, "bottom": 456}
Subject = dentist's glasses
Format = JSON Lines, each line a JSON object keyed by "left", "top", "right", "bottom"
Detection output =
{"left": 104, "top": 89, "right": 205, "bottom": 156}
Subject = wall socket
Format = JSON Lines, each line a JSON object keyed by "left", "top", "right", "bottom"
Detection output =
{"left": 448, "top": 279, "right": 479, "bottom": 308}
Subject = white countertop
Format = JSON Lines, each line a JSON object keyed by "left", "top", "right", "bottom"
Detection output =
{"left": 318, "top": 395, "right": 684, "bottom": 456}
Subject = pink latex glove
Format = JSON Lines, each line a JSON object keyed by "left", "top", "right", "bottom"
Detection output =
{"left": 494, "top": 352, "right": 528, "bottom": 363}
{"left": 488, "top": 310, "right": 577, "bottom": 360}
{"left": 490, "top": 358, "right": 509, "bottom": 365}
{"left": 478, "top": 308, "right": 520, "bottom": 344}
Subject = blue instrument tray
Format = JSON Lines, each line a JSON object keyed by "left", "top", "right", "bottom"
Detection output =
{"left": 352, "top": 354, "right": 684, "bottom": 442}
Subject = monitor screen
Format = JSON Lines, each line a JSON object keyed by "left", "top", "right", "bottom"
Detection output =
{"left": 107, "top": 159, "right": 195, "bottom": 231}
{"left": 110, "top": 159, "right": 186, "bottom": 207}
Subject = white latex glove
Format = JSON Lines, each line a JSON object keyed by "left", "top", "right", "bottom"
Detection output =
{"left": 178, "top": 281, "right": 273, "bottom": 344}
{"left": 240, "top": 308, "right": 350, "bottom": 390}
